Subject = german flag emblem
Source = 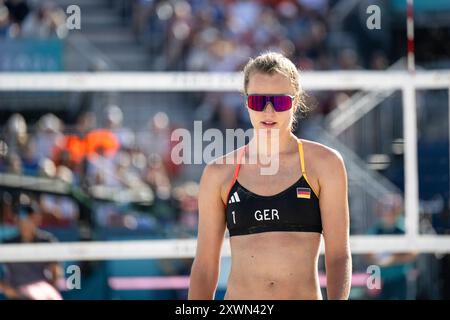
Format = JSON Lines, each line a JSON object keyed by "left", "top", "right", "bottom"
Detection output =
{"left": 296, "top": 187, "right": 311, "bottom": 199}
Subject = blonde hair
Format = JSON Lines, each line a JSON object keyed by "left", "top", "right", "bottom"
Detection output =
{"left": 243, "top": 52, "right": 308, "bottom": 129}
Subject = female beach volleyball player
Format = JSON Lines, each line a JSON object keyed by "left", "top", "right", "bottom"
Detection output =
{"left": 188, "top": 52, "right": 351, "bottom": 300}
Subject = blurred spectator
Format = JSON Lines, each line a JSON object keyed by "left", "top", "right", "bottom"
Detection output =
{"left": 0, "top": 0, "right": 68, "bottom": 39}
{"left": 0, "top": 139, "right": 7, "bottom": 172}
{"left": 138, "top": 112, "right": 182, "bottom": 179}
{"left": 86, "top": 147, "right": 121, "bottom": 188}
{"left": 21, "top": 140, "right": 39, "bottom": 176}
{"left": 337, "top": 48, "right": 362, "bottom": 70}
{"left": 4, "top": 0, "right": 29, "bottom": 32}
{"left": 196, "top": 92, "right": 251, "bottom": 136}
{"left": 370, "top": 51, "right": 389, "bottom": 71}
{"left": 144, "top": 153, "right": 171, "bottom": 201}
{"left": 0, "top": 194, "right": 63, "bottom": 300}
{"left": 132, "top": 0, "right": 155, "bottom": 39}
{"left": 164, "top": 0, "right": 194, "bottom": 70}
{"left": 7, "top": 152, "right": 22, "bottom": 174}
{"left": 0, "top": 191, "right": 15, "bottom": 224}
{"left": 52, "top": 112, "right": 97, "bottom": 173}
{"left": 364, "top": 194, "right": 418, "bottom": 300}
{"left": 39, "top": 163, "right": 80, "bottom": 227}
{"left": 114, "top": 150, "right": 147, "bottom": 189}
{"left": 138, "top": 112, "right": 170, "bottom": 156}
{"left": 4, "top": 113, "right": 29, "bottom": 158}
{"left": 104, "top": 104, "right": 135, "bottom": 151}
{"left": 227, "top": 0, "right": 261, "bottom": 36}
{"left": 74, "top": 111, "right": 96, "bottom": 137}
{"left": 218, "top": 93, "right": 247, "bottom": 130}
{"left": 21, "top": 1, "right": 67, "bottom": 39}
{"left": 33, "top": 113, "right": 64, "bottom": 162}
{"left": 173, "top": 181, "right": 199, "bottom": 236}
{"left": 0, "top": 1, "right": 11, "bottom": 37}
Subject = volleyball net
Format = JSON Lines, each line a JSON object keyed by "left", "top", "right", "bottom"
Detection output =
{"left": 0, "top": 70, "right": 450, "bottom": 263}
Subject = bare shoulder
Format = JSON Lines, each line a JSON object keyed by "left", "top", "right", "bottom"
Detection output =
{"left": 300, "top": 139, "right": 346, "bottom": 174}
{"left": 201, "top": 146, "right": 245, "bottom": 195}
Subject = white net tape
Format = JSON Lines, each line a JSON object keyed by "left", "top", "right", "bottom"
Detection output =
{"left": 1, "top": 236, "right": 450, "bottom": 262}
{"left": 0, "top": 70, "right": 449, "bottom": 92}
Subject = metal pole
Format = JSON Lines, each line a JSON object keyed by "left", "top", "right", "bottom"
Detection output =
{"left": 403, "top": 82, "right": 419, "bottom": 237}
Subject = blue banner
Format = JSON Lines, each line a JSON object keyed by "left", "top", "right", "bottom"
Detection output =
{"left": 391, "top": 0, "right": 450, "bottom": 12}
{"left": 0, "top": 38, "right": 63, "bottom": 71}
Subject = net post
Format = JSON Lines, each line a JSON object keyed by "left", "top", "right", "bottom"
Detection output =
{"left": 402, "top": 81, "right": 419, "bottom": 238}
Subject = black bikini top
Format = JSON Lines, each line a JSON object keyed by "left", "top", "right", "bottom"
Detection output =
{"left": 225, "top": 139, "right": 322, "bottom": 237}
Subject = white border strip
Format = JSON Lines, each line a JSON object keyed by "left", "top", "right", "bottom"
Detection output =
{"left": 1, "top": 236, "right": 450, "bottom": 262}
{"left": 0, "top": 71, "right": 450, "bottom": 91}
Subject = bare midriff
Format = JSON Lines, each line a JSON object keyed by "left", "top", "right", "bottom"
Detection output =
{"left": 224, "top": 231, "right": 322, "bottom": 300}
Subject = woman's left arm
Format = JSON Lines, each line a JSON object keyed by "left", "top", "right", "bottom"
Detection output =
{"left": 319, "top": 150, "right": 352, "bottom": 300}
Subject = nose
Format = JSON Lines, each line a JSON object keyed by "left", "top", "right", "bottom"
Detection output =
{"left": 263, "top": 102, "right": 276, "bottom": 113}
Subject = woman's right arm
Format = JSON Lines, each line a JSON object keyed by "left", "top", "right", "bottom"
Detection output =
{"left": 188, "top": 163, "right": 227, "bottom": 300}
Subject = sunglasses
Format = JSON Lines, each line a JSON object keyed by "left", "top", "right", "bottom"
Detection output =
{"left": 246, "top": 94, "right": 295, "bottom": 112}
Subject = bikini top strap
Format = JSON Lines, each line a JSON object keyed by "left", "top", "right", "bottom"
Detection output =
{"left": 297, "top": 139, "right": 306, "bottom": 175}
{"left": 297, "top": 138, "right": 320, "bottom": 198}
{"left": 225, "top": 145, "right": 247, "bottom": 208}
{"left": 232, "top": 144, "right": 247, "bottom": 183}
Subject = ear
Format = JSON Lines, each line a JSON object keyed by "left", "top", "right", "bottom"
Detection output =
{"left": 293, "top": 95, "right": 300, "bottom": 113}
